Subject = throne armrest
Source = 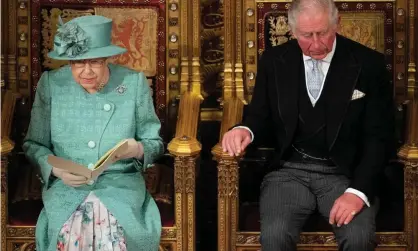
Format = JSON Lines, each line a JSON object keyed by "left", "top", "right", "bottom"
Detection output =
{"left": 168, "top": 92, "right": 202, "bottom": 156}
{"left": 1, "top": 90, "right": 21, "bottom": 155}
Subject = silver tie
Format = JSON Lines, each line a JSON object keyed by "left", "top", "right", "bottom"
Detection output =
{"left": 306, "top": 59, "right": 324, "bottom": 100}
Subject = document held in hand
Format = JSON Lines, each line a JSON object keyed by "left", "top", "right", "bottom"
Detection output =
{"left": 47, "top": 139, "right": 129, "bottom": 179}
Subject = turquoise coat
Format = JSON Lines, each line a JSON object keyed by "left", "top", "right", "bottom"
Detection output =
{"left": 23, "top": 64, "right": 164, "bottom": 251}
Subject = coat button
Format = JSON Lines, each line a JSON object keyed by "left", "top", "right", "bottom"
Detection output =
{"left": 87, "top": 179, "right": 95, "bottom": 185}
{"left": 103, "top": 104, "right": 111, "bottom": 111}
{"left": 88, "top": 141, "right": 96, "bottom": 148}
{"left": 88, "top": 163, "right": 95, "bottom": 170}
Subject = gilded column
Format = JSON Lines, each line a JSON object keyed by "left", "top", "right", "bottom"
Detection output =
{"left": 234, "top": 0, "right": 246, "bottom": 104}
{"left": 191, "top": 0, "right": 202, "bottom": 98}
{"left": 212, "top": 97, "right": 245, "bottom": 251}
{"left": 398, "top": 1, "right": 418, "bottom": 251}
{"left": 180, "top": 0, "right": 190, "bottom": 94}
{"left": 223, "top": 0, "right": 235, "bottom": 101}
{"left": 168, "top": 92, "right": 202, "bottom": 251}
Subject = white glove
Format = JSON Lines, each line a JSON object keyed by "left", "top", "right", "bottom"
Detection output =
{"left": 52, "top": 167, "right": 88, "bottom": 187}
{"left": 115, "top": 138, "right": 144, "bottom": 160}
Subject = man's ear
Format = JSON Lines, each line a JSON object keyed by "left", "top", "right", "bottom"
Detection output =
{"left": 290, "top": 28, "right": 297, "bottom": 40}
{"left": 336, "top": 15, "right": 341, "bottom": 33}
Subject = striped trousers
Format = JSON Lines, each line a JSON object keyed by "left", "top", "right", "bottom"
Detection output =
{"left": 260, "top": 162, "right": 378, "bottom": 251}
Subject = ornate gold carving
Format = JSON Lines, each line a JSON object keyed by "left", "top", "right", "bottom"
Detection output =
{"left": 192, "top": 0, "right": 199, "bottom": 57}
{"left": 236, "top": 0, "right": 243, "bottom": 63}
{"left": 41, "top": 8, "right": 95, "bottom": 69}
{"left": 159, "top": 242, "right": 175, "bottom": 251}
{"left": 215, "top": 157, "right": 239, "bottom": 251}
{"left": 7, "top": 227, "right": 36, "bottom": 237}
{"left": 400, "top": 9, "right": 418, "bottom": 251}
{"left": 9, "top": 241, "right": 36, "bottom": 251}
{"left": 168, "top": 92, "right": 201, "bottom": 251}
{"left": 1, "top": 158, "right": 8, "bottom": 251}
{"left": 299, "top": 233, "right": 337, "bottom": 244}
{"left": 256, "top": 0, "right": 397, "bottom": 2}
{"left": 222, "top": 0, "right": 235, "bottom": 102}
{"left": 216, "top": 158, "right": 239, "bottom": 199}
{"left": 175, "top": 192, "right": 183, "bottom": 251}
{"left": 377, "top": 233, "right": 408, "bottom": 245}
{"left": 191, "top": 57, "right": 202, "bottom": 98}
{"left": 173, "top": 156, "right": 197, "bottom": 194}
{"left": 268, "top": 15, "right": 292, "bottom": 46}
{"left": 179, "top": 0, "right": 190, "bottom": 94}
{"left": 339, "top": 12, "right": 385, "bottom": 53}
{"left": 213, "top": 97, "right": 245, "bottom": 251}
{"left": 95, "top": 8, "right": 158, "bottom": 76}
{"left": 191, "top": 0, "right": 202, "bottom": 98}
{"left": 161, "top": 227, "right": 177, "bottom": 240}
{"left": 235, "top": 232, "right": 407, "bottom": 246}
{"left": 172, "top": 155, "right": 198, "bottom": 251}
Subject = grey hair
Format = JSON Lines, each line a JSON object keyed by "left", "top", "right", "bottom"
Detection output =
{"left": 288, "top": 0, "right": 339, "bottom": 31}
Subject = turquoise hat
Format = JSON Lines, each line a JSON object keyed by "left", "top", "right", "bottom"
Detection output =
{"left": 48, "top": 15, "right": 127, "bottom": 60}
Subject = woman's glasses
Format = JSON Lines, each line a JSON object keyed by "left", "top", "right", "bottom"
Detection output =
{"left": 71, "top": 59, "right": 106, "bottom": 69}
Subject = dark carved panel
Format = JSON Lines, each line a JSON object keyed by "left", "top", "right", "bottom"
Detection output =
{"left": 201, "top": 0, "right": 224, "bottom": 109}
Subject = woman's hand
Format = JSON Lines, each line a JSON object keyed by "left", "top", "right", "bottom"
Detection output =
{"left": 52, "top": 167, "right": 88, "bottom": 187}
{"left": 115, "top": 138, "right": 144, "bottom": 160}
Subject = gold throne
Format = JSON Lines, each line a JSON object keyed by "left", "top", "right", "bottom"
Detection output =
{"left": 1, "top": 0, "right": 203, "bottom": 250}
{"left": 212, "top": 0, "right": 418, "bottom": 251}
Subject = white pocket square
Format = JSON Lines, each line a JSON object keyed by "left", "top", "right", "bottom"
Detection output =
{"left": 351, "top": 89, "right": 365, "bottom": 100}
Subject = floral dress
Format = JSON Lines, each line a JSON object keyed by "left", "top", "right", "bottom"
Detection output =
{"left": 57, "top": 192, "right": 127, "bottom": 251}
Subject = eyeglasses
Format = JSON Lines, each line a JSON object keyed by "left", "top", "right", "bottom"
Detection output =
{"left": 70, "top": 59, "right": 106, "bottom": 68}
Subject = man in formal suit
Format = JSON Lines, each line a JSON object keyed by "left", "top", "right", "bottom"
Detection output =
{"left": 221, "top": 0, "right": 394, "bottom": 250}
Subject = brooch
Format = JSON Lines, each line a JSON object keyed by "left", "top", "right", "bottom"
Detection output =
{"left": 115, "top": 85, "right": 127, "bottom": 95}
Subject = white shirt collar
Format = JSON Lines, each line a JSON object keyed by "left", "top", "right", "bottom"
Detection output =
{"left": 302, "top": 37, "right": 337, "bottom": 63}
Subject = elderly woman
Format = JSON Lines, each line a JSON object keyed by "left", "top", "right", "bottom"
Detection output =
{"left": 23, "top": 15, "right": 163, "bottom": 251}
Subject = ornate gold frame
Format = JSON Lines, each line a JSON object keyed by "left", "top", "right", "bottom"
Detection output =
{"left": 0, "top": 0, "right": 203, "bottom": 251}
{"left": 213, "top": 0, "right": 418, "bottom": 251}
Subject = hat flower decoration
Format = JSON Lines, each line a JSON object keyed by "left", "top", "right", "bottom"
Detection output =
{"left": 48, "top": 15, "right": 127, "bottom": 61}
{"left": 54, "top": 16, "right": 89, "bottom": 58}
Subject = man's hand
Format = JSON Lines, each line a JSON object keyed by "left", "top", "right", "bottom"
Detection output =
{"left": 115, "top": 138, "right": 144, "bottom": 160}
{"left": 329, "top": 193, "right": 365, "bottom": 227}
{"left": 221, "top": 128, "right": 252, "bottom": 156}
{"left": 52, "top": 167, "right": 88, "bottom": 187}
